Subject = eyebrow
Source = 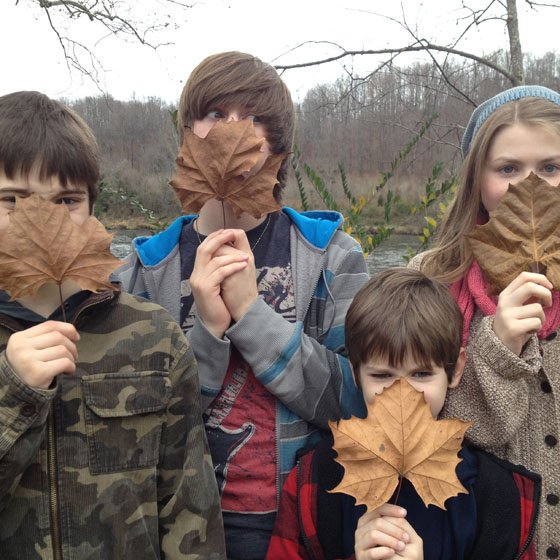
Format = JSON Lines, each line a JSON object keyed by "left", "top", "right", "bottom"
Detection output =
{"left": 0, "top": 187, "right": 87, "bottom": 196}
{"left": 55, "top": 188, "right": 88, "bottom": 196}
{"left": 0, "top": 187, "right": 30, "bottom": 195}
{"left": 490, "top": 155, "right": 560, "bottom": 163}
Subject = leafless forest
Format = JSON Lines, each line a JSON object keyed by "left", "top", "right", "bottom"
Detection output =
{"left": 69, "top": 51, "right": 560, "bottom": 226}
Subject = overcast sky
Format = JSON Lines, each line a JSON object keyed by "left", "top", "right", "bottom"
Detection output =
{"left": 2, "top": 0, "right": 559, "bottom": 103}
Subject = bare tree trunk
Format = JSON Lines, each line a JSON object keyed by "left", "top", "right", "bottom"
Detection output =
{"left": 506, "top": 0, "right": 524, "bottom": 85}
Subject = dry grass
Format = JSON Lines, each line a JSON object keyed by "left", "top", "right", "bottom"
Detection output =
{"left": 283, "top": 170, "right": 439, "bottom": 233}
{"left": 96, "top": 168, "right": 438, "bottom": 234}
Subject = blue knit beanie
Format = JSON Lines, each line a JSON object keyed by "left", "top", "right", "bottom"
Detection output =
{"left": 461, "top": 85, "right": 560, "bottom": 157}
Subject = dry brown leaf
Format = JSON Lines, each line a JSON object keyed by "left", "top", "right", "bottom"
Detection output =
{"left": 467, "top": 173, "right": 560, "bottom": 294}
{"left": 170, "top": 119, "right": 284, "bottom": 218}
{"left": 0, "top": 194, "right": 122, "bottom": 300}
{"left": 329, "top": 378, "right": 471, "bottom": 512}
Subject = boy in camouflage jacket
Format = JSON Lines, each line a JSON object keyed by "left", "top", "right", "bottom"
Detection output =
{"left": 0, "top": 91, "right": 226, "bottom": 559}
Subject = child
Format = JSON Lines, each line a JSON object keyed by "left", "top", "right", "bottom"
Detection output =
{"left": 412, "top": 85, "right": 560, "bottom": 559}
{"left": 115, "top": 51, "right": 369, "bottom": 558}
{"left": 0, "top": 91, "right": 226, "bottom": 559}
{"left": 266, "top": 267, "right": 540, "bottom": 560}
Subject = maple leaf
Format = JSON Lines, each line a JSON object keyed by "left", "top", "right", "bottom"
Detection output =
{"left": 467, "top": 173, "right": 560, "bottom": 294}
{"left": 0, "top": 195, "right": 122, "bottom": 300}
{"left": 170, "top": 119, "right": 284, "bottom": 219}
{"left": 329, "top": 378, "right": 471, "bottom": 512}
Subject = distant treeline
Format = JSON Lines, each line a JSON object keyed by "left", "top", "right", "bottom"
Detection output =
{"left": 67, "top": 50, "right": 560, "bottom": 221}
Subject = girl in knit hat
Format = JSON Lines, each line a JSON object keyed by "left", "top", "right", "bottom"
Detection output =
{"left": 410, "top": 84, "right": 560, "bottom": 560}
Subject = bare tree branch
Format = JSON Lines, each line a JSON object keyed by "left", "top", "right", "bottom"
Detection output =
{"left": 524, "top": 0, "right": 560, "bottom": 7}
{"left": 274, "top": 41, "right": 516, "bottom": 84}
{"left": 18, "top": 0, "right": 194, "bottom": 90}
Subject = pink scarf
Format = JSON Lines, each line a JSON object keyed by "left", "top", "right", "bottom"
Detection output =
{"left": 450, "top": 260, "right": 560, "bottom": 345}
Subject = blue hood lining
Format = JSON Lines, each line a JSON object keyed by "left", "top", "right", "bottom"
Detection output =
{"left": 134, "top": 208, "right": 343, "bottom": 267}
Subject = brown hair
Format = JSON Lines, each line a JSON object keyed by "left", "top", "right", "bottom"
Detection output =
{"left": 421, "top": 96, "right": 560, "bottom": 283}
{"left": 0, "top": 91, "right": 100, "bottom": 212}
{"left": 178, "top": 51, "right": 295, "bottom": 200}
{"left": 345, "top": 267, "right": 463, "bottom": 383}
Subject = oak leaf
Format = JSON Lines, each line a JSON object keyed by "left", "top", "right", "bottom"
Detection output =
{"left": 170, "top": 119, "right": 284, "bottom": 218}
{"left": 0, "top": 195, "right": 122, "bottom": 300}
{"left": 467, "top": 173, "right": 560, "bottom": 294}
{"left": 329, "top": 378, "right": 471, "bottom": 512}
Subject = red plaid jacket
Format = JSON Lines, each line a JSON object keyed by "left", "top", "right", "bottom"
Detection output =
{"left": 266, "top": 441, "right": 540, "bottom": 560}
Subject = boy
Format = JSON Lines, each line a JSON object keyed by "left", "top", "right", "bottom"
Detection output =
{"left": 266, "top": 267, "right": 540, "bottom": 560}
{"left": 115, "top": 51, "right": 369, "bottom": 558}
{"left": 0, "top": 91, "right": 226, "bottom": 559}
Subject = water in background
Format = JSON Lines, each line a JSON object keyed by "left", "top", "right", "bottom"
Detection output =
{"left": 366, "top": 234, "right": 420, "bottom": 274}
{"left": 110, "top": 231, "right": 419, "bottom": 275}
{"left": 110, "top": 232, "right": 147, "bottom": 260}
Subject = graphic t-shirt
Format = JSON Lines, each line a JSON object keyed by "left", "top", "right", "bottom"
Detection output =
{"left": 179, "top": 211, "right": 294, "bottom": 559}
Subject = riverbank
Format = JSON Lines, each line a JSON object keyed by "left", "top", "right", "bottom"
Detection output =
{"left": 100, "top": 214, "right": 423, "bottom": 236}
{"left": 100, "top": 215, "right": 162, "bottom": 232}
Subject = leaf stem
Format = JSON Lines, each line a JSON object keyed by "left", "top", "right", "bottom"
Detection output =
{"left": 58, "top": 283, "right": 67, "bottom": 323}
{"left": 393, "top": 475, "right": 404, "bottom": 507}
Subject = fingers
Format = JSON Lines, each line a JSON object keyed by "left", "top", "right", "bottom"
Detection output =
{"left": 6, "top": 321, "right": 80, "bottom": 389}
{"left": 493, "top": 271, "right": 553, "bottom": 355}
{"left": 357, "top": 504, "right": 407, "bottom": 528}
{"left": 193, "top": 230, "right": 249, "bottom": 282}
{"left": 500, "top": 272, "right": 553, "bottom": 307}
{"left": 226, "top": 229, "right": 252, "bottom": 253}
{"left": 202, "top": 253, "right": 249, "bottom": 280}
{"left": 195, "top": 229, "right": 240, "bottom": 260}
{"left": 503, "top": 271, "right": 553, "bottom": 292}
{"left": 355, "top": 507, "right": 411, "bottom": 560}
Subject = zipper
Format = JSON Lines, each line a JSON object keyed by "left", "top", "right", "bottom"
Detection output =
{"left": 299, "top": 259, "right": 326, "bottom": 327}
{"left": 72, "top": 290, "right": 115, "bottom": 325}
{"left": 47, "top": 407, "right": 63, "bottom": 560}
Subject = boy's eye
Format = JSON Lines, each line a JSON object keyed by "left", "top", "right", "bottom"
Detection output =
{"left": 56, "top": 196, "right": 83, "bottom": 206}
{"left": 248, "top": 115, "right": 261, "bottom": 123}
{"left": 53, "top": 195, "right": 84, "bottom": 206}
{"left": 207, "top": 110, "right": 225, "bottom": 120}
{"left": 542, "top": 163, "right": 560, "bottom": 173}
{"left": 0, "top": 196, "right": 17, "bottom": 206}
{"left": 0, "top": 194, "right": 23, "bottom": 210}
{"left": 369, "top": 372, "right": 392, "bottom": 380}
{"left": 412, "top": 370, "right": 433, "bottom": 379}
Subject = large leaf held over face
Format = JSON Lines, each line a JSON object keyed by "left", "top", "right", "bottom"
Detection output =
{"left": 467, "top": 173, "right": 560, "bottom": 294}
{"left": 170, "top": 119, "right": 284, "bottom": 219}
{"left": 0, "top": 195, "right": 122, "bottom": 300}
{"left": 329, "top": 378, "right": 470, "bottom": 512}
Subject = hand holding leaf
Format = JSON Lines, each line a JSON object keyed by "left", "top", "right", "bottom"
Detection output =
{"left": 329, "top": 378, "right": 471, "bottom": 512}
{"left": 0, "top": 194, "right": 122, "bottom": 300}
{"left": 170, "top": 119, "right": 284, "bottom": 219}
{"left": 467, "top": 173, "right": 560, "bottom": 293}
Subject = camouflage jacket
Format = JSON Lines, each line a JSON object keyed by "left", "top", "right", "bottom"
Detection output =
{"left": 0, "top": 290, "right": 226, "bottom": 560}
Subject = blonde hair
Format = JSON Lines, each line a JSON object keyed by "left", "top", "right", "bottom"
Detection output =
{"left": 421, "top": 97, "right": 560, "bottom": 283}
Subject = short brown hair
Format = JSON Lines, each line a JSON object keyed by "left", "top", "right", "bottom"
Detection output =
{"left": 345, "top": 267, "right": 463, "bottom": 383}
{"left": 0, "top": 91, "right": 100, "bottom": 211}
{"left": 178, "top": 51, "right": 295, "bottom": 200}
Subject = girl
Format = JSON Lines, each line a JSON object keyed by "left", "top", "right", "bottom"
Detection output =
{"left": 412, "top": 85, "right": 560, "bottom": 560}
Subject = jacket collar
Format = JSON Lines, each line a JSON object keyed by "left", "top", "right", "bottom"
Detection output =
{"left": 133, "top": 208, "right": 344, "bottom": 268}
{"left": 0, "top": 289, "right": 118, "bottom": 332}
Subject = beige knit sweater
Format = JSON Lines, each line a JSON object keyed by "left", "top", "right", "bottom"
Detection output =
{"left": 409, "top": 254, "right": 559, "bottom": 559}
